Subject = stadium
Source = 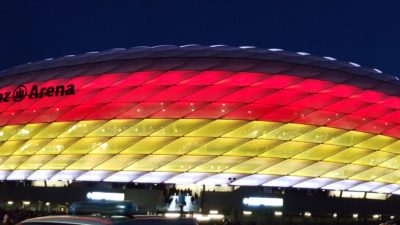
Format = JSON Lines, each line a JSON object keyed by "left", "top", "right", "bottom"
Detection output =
{"left": 1, "top": 45, "right": 400, "bottom": 224}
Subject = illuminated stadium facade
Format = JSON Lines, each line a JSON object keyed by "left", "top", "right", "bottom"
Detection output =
{"left": 1, "top": 45, "right": 400, "bottom": 194}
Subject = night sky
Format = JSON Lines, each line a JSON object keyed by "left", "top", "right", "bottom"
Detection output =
{"left": 1, "top": 1, "right": 400, "bottom": 75}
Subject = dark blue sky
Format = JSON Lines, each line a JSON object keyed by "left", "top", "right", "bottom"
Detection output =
{"left": 1, "top": 1, "right": 400, "bottom": 75}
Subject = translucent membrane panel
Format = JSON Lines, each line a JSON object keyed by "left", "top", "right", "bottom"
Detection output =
{"left": 36, "top": 138, "right": 78, "bottom": 155}
{"left": 293, "top": 178, "right": 337, "bottom": 189}
{"left": 259, "top": 124, "right": 316, "bottom": 140}
{"left": 118, "top": 119, "right": 173, "bottom": 137}
{"left": 258, "top": 159, "right": 313, "bottom": 175}
{"left": 188, "top": 138, "right": 247, "bottom": 156}
{"left": 9, "top": 123, "right": 47, "bottom": 140}
{"left": 153, "top": 137, "right": 212, "bottom": 155}
{"left": 322, "top": 164, "right": 370, "bottom": 179}
{"left": 33, "top": 122, "right": 75, "bottom": 139}
{"left": 62, "top": 137, "right": 109, "bottom": 154}
{"left": 353, "top": 151, "right": 396, "bottom": 166}
{"left": 375, "top": 170, "right": 400, "bottom": 183}
{"left": 87, "top": 119, "right": 139, "bottom": 137}
{"left": 374, "top": 184, "right": 400, "bottom": 193}
{"left": 292, "top": 144, "right": 346, "bottom": 161}
{"left": 76, "top": 171, "right": 113, "bottom": 182}
{"left": 325, "top": 147, "right": 372, "bottom": 163}
{"left": 103, "top": 171, "right": 144, "bottom": 182}
{"left": 151, "top": 119, "right": 210, "bottom": 137}
{"left": 294, "top": 127, "right": 346, "bottom": 143}
{"left": 224, "top": 139, "right": 284, "bottom": 157}
{"left": 157, "top": 155, "right": 215, "bottom": 172}
{"left": 350, "top": 167, "right": 393, "bottom": 181}
{"left": 18, "top": 155, "right": 54, "bottom": 169}
{"left": 186, "top": 120, "right": 247, "bottom": 137}
{"left": 355, "top": 135, "right": 397, "bottom": 150}
{"left": 349, "top": 182, "right": 386, "bottom": 192}
{"left": 50, "top": 170, "right": 83, "bottom": 181}
{"left": 58, "top": 120, "right": 106, "bottom": 137}
{"left": 28, "top": 170, "right": 57, "bottom": 180}
{"left": 120, "top": 137, "right": 176, "bottom": 154}
{"left": 41, "top": 155, "right": 82, "bottom": 170}
{"left": 13, "top": 139, "right": 51, "bottom": 155}
{"left": 223, "top": 121, "right": 282, "bottom": 138}
{"left": 226, "top": 157, "right": 283, "bottom": 174}
{"left": 326, "top": 131, "right": 374, "bottom": 147}
{"left": 190, "top": 156, "right": 248, "bottom": 173}
{"left": 382, "top": 141, "right": 400, "bottom": 154}
{"left": 89, "top": 137, "right": 142, "bottom": 154}
{"left": 263, "top": 176, "right": 308, "bottom": 187}
{"left": 0, "top": 141, "right": 25, "bottom": 156}
{"left": 231, "top": 174, "right": 277, "bottom": 186}
{"left": 134, "top": 172, "right": 177, "bottom": 183}
{"left": 291, "top": 162, "right": 344, "bottom": 177}
{"left": 0, "top": 125, "right": 23, "bottom": 141}
{"left": 7, "top": 170, "right": 32, "bottom": 180}
{"left": 66, "top": 155, "right": 112, "bottom": 170}
{"left": 323, "top": 180, "right": 362, "bottom": 190}
{"left": 379, "top": 156, "right": 400, "bottom": 169}
{"left": 260, "top": 141, "right": 316, "bottom": 158}
{"left": 198, "top": 173, "right": 245, "bottom": 185}
{"left": 124, "top": 155, "right": 178, "bottom": 171}
{"left": 165, "top": 173, "right": 212, "bottom": 184}
{"left": 0, "top": 171, "right": 10, "bottom": 180}
{"left": 94, "top": 155, "right": 144, "bottom": 171}
{"left": 0, "top": 156, "right": 28, "bottom": 170}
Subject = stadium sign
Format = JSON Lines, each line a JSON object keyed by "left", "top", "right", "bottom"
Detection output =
{"left": 0, "top": 84, "right": 75, "bottom": 103}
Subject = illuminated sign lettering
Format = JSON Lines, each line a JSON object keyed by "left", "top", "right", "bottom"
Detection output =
{"left": 243, "top": 197, "right": 283, "bottom": 207}
{"left": 0, "top": 84, "right": 75, "bottom": 103}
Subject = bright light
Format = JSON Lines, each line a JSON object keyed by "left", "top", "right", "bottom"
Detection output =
{"left": 86, "top": 192, "right": 124, "bottom": 201}
{"left": 193, "top": 214, "right": 211, "bottom": 221}
{"left": 22, "top": 201, "right": 30, "bottom": 205}
{"left": 372, "top": 214, "right": 380, "bottom": 219}
{"left": 353, "top": 214, "right": 358, "bottom": 219}
{"left": 7, "top": 201, "right": 13, "bottom": 205}
{"left": 304, "top": 212, "right": 312, "bottom": 217}
{"left": 390, "top": 216, "right": 395, "bottom": 220}
{"left": 274, "top": 211, "right": 283, "bottom": 216}
{"left": 243, "top": 197, "right": 283, "bottom": 207}
{"left": 165, "top": 213, "right": 180, "bottom": 218}
{"left": 210, "top": 210, "right": 218, "bottom": 214}
{"left": 45, "top": 202, "right": 50, "bottom": 206}
{"left": 243, "top": 211, "right": 252, "bottom": 216}
{"left": 333, "top": 213, "right": 337, "bottom": 218}
{"left": 209, "top": 214, "right": 224, "bottom": 220}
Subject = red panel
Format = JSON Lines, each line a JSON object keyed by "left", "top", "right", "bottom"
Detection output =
{"left": 113, "top": 85, "right": 168, "bottom": 103}
{"left": 82, "top": 88, "right": 131, "bottom": 104}
{"left": 151, "top": 102, "right": 209, "bottom": 118}
{"left": 260, "top": 106, "right": 313, "bottom": 122}
{"left": 319, "top": 84, "right": 361, "bottom": 97}
{"left": 31, "top": 106, "right": 73, "bottom": 123}
{"left": 350, "top": 90, "right": 387, "bottom": 103}
{"left": 80, "top": 73, "right": 127, "bottom": 89}
{"left": 291, "top": 94, "right": 341, "bottom": 109}
{"left": 324, "top": 99, "right": 370, "bottom": 114}
{"left": 146, "top": 85, "right": 204, "bottom": 102}
{"left": 117, "top": 102, "right": 171, "bottom": 119}
{"left": 85, "top": 103, "right": 136, "bottom": 120}
{"left": 182, "top": 86, "right": 241, "bottom": 102}
{"left": 145, "top": 71, "right": 195, "bottom": 85}
{"left": 0, "top": 111, "right": 20, "bottom": 126}
{"left": 67, "top": 75, "right": 97, "bottom": 89}
{"left": 224, "top": 104, "right": 280, "bottom": 120}
{"left": 28, "top": 94, "right": 67, "bottom": 109}
{"left": 8, "top": 108, "right": 44, "bottom": 125}
{"left": 252, "top": 75, "right": 302, "bottom": 89}
{"left": 378, "top": 96, "right": 400, "bottom": 109}
{"left": 380, "top": 110, "right": 400, "bottom": 124}
{"left": 214, "top": 72, "right": 268, "bottom": 86}
{"left": 6, "top": 98, "right": 40, "bottom": 111}
{"left": 57, "top": 104, "right": 103, "bottom": 121}
{"left": 256, "top": 90, "right": 310, "bottom": 105}
{"left": 179, "top": 71, "right": 232, "bottom": 85}
{"left": 294, "top": 110, "right": 343, "bottom": 126}
{"left": 219, "top": 87, "right": 275, "bottom": 103}
{"left": 54, "top": 89, "right": 99, "bottom": 107}
{"left": 353, "top": 104, "right": 393, "bottom": 118}
{"left": 185, "top": 102, "right": 244, "bottom": 119}
{"left": 42, "top": 78, "right": 67, "bottom": 87}
{"left": 327, "top": 115, "right": 372, "bottom": 130}
{"left": 287, "top": 79, "right": 334, "bottom": 93}
{"left": 111, "top": 71, "right": 161, "bottom": 87}
{"left": 383, "top": 126, "right": 400, "bottom": 138}
{"left": 356, "top": 120, "right": 397, "bottom": 134}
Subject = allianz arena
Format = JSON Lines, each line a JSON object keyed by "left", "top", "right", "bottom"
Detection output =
{"left": 1, "top": 45, "right": 400, "bottom": 194}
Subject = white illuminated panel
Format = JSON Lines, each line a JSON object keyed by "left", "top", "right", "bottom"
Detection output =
{"left": 322, "top": 180, "right": 362, "bottom": 190}
{"left": 165, "top": 173, "right": 211, "bottom": 184}
{"left": 7, "top": 170, "right": 33, "bottom": 180}
{"left": 341, "top": 191, "right": 365, "bottom": 199}
{"left": 293, "top": 178, "right": 337, "bottom": 189}
{"left": 86, "top": 191, "right": 125, "bottom": 201}
{"left": 76, "top": 171, "right": 113, "bottom": 181}
{"left": 392, "top": 189, "right": 400, "bottom": 195}
{"left": 243, "top": 197, "right": 283, "bottom": 207}
{"left": 198, "top": 173, "right": 245, "bottom": 185}
{"left": 231, "top": 175, "right": 277, "bottom": 186}
{"left": 134, "top": 172, "right": 177, "bottom": 183}
{"left": 28, "top": 170, "right": 57, "bottom": 180}
{"left": 50, "top": 170, "right": 83, "bottom": 181}
{"left": 104, "top": 171, "right": 144, "bottom": 182}
{"left": 263, "top": 176, "right": 308, "bottom": 187}
{"left": 373, "top": 184, "right": 400, "bottom": 193}
{"left": 0, "top": 171, "right": 10, "bottom": 180}
{"left": 348, "top": 182, "right": 385, "bottom": 192}
{"left": 365, "top": 193, "right": 388, "bottom": 200}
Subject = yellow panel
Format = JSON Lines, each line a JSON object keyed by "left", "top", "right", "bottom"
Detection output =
{"left": 151, "top": 119, "right": 210, "bottom": 137}
{"left": 326, "top": 131, "right": 374, "bottom": 147}
{"left": 0, "top": 125, "right": 23, "bottom": 141}
{"left": 223, "top": 121, "right": 282, "bottom": 138}
{"left": 259, "top": 141, "right": 316, "bottom": 158}
{"left": 153, "top": 137, "right": 212, "bottom": 155}
{"left": 355, "top": 135, "right": 397, "bottom": 150}
{"left": 9, "top": 123, "right": 48, "bottom": 140}
{"left": 224, "top": 139, "right": 284, "bottom": 157}
{"left": 375, "top": 171, "right": 400, "bottom": 183}
{"left": 190, "top": 156, "right": 248, "bottom": 173}
{"left": 66, "top": 155, "right": 112, "bottom": 170}
{"left": 62, "top": 137, "right": 109, "bottom": 154}
{"left": 33, "top": 122, "right": 75, "bottom": 139}
{"left": 353, "top": 151, "right": 396, "bottom": 166}
{"left": 324, "top": 147, "right": 372, "bottom": 163}
{"left": 294, "top": 127, "right": 346, "bottom": 143}
{"left": 58, "top": 120, "right": 106, "bottom": 138}
{"left": 321, "top": 164, "right": 370, "bottom": 179}
{"left": 258, "top": 159, "right": 313, "bottom": 175}
{"left": 94, "top": 155, "right": 144, "bottom": 171}
{"left": 157, "top": 155, "right": 215, "bottom": 172}
{"left": 292, "top": 144, "right": 346, "bottom": 161}
{"left": 0, "top": 141, "right": 25, "bottom": 156}
{"left": 0, "top": 156, "right": 28, "bottom": 170}
{"left": 382, "top": 141, "right": 400, "bottom": 154}
{"left": 87, "top": 119, "right": 139, "bottom": 137}
{"left": 350, "top": 167, "right": 393, "bottom": 181}
{"left": 36, "top": 138, "right": 78, "bottom": 155}
{"left": 0, "top": 157, "right": 7, "bottom": 165}
{"left": 291, "top": 162, "right": 344, "bottom": 177}
{"left": 118, "top": 119, "right": 173, "bottom": 137}
{"left": 120, "top": 137, "right": 175, "bottom": 155}
{"left": 186, "top": 120, "right": 247, "bottom": 137}
{"left": 124, "top": 155, "right": 178, "bottom": 171}
{"left": 259, "top": 123, "right": 316, "bottom": 140}
{"left": 18, "top": 155, "right": 54, "bottom": 170}
{"left": 90, "top": 137, "right": 142, "bottom": 154}
{"left": 379, "top": 155, "right": 400, "bottom": 169}
{"left": 13, "top": 139, "right": 51, "bottom": 156}
{"left": 225, "top": 157, "right": 282, "bottom": 174}
{"left": 188, "top": 138, "right": 248, "bottom": 156}
{"left": 40, "top": 155, "right": 82, "bottom": 170}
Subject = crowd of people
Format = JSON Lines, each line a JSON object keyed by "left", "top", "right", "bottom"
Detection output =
{"left": 0, "top": 208, "right": 64, "bottom": 225}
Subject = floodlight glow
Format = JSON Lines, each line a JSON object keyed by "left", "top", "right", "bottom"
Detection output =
{"left": 243, "top": 197, "right": 283, "bottom": 207}
{"left": 274, "top": 211, "right": 283, "bottom": 216}
{"left": 353, "top": 214, "right": 359, "bottom": 219}
{"left": 165, "top": 213, "right": 180, "bottom": 218}
{"left": 86, "top": 191, "right": 125, "bottom": 201}
{"left": 333, "top": 213, "right": 337, "bottom": 218}
{"left": 243, "top": 211, "right": 252, "bottom": 216}
{"left": 210, "top": 210, "right": 218, "bottom": 214}
{"left": 22, "top": 201, "right": 30, "bottom": 205}
{"left": 7, "top": 201, "right": 13, "bottom": 205}
{"left": 304, "top": 212, "right": 312, "bottom": 217}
